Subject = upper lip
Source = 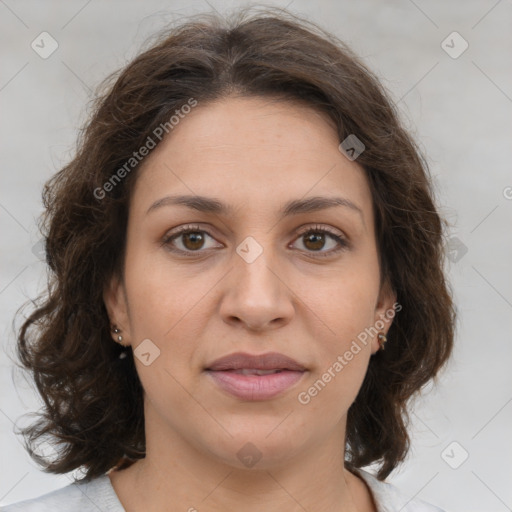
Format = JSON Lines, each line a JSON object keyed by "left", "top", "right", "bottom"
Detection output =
{"left": 205, "top": 352, "right": 307, "bottom": 371}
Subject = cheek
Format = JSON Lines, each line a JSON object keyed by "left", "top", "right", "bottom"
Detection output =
{"left": 121, "top": 252, "right": 206, "bottom": 399}
{"left": 295, "top": 287, "right": 373, "bottom": 416}
{"left": 296, "top": 268, "right": 379, "bottom": 348}
{"left": 291, "top": 264, "right": 378, "bottom": 404}
{"left": 124, "top": 243, "right": 214, "bottom": 337}
{"left": 296, "top": 238, "right": 380, "bottom": 322}
{"left": 296, "top": 357, "right": 370, "bottom": 430}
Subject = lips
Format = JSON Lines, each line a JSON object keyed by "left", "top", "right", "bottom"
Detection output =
{"left": 229, "top": 369, "right": 282, "bottom": 375}
{"left": 204, "top": 352, "right": 307, "bottom": 400}
{"left": 205, "top": 352, "right": 307, "bottom": 372}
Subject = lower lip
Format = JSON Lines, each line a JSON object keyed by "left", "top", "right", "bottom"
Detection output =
{"left": 205, "top": 370, "right": 305, "bottom": 400}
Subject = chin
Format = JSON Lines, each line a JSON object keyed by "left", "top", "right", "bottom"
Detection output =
{"left": 202, "top": 423, "right": 310, "bottom": 471}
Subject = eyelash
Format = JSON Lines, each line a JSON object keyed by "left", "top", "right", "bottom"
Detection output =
{"left": 161, "top": 223, "right": 349, "bottom": 258}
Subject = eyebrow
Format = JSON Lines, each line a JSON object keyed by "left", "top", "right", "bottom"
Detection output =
{"left": 146, "top": 194, "right": 364, "bottom": 223}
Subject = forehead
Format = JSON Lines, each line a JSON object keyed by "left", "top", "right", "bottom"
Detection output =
{"left": 131, "top": 96, "right": 373, "bottom": 225}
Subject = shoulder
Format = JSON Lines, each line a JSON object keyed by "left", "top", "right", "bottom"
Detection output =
{"left": 355, "top": 469, "right": 446, "bottom": 512}
{"left": 0, "top": 475, "right": 125, "bottom": 512}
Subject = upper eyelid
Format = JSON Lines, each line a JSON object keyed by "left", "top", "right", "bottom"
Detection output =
{"left": 295, "top": 224, "right": 345, "bottom": 237}
{"left": 164, "top": 223, "right": 346, "bottom": 240}
{"left": 163, "top": 224, "right": 348, "bottom": 250}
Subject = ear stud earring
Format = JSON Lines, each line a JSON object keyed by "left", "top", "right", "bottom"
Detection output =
{"left": 378, "top": 332, "right": 387, "bottom": 350}
{"left": 111, "top": 325, "right": 128, "bottom": 359}
{"left": 112, "top": 326, "right": 123, "bottom": 343}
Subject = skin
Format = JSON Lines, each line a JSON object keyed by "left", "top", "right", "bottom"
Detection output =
{"left": 104, "top": 96, "right": 396, "bottom": 512}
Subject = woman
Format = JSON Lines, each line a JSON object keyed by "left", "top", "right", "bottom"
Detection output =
{"left": 5, "top": 7, "right": 455, "bottom": 512}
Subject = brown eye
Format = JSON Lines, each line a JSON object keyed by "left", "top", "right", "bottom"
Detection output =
{"left": 292, "top": 227, "right": 349, "bottom": 257}
{"left": 303, "top": 232, "right": 326, "bottom": 251}
{"left": 162, "top": 225, "right": 222, "bottom": 255}
{"left": 181, "top": 232, "right": 205, "bottom": 250}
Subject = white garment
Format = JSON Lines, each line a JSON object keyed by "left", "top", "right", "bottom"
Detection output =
{"left": 0, "top": 469, "right": 445, "bottom": 511}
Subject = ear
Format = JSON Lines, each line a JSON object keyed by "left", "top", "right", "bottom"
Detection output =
{"left": 371, "top": 278, "right": 397, "bottom": 353}
{"left": 103, "top": 272, "right": 132, "bottom": 347}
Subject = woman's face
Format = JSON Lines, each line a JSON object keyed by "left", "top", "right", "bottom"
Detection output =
{"left": 104, "top": 96, "right": 396, "bottom": 470}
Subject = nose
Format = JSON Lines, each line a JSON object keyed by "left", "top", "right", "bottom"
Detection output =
{"left": 218, "top": 244, "right": 295, "bottom": 332}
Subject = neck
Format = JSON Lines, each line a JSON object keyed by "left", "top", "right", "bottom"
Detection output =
{"left": 109, "top": 407, "right": 373, "bottom": 512}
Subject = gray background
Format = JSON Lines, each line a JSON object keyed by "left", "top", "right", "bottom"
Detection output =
{"left": 1, "top": 1, "right": 511, "bottom": 510}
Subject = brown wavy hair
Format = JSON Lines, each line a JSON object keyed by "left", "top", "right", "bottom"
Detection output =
{"left": 15, "top": 7, "right": 456, "bottom": 481}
